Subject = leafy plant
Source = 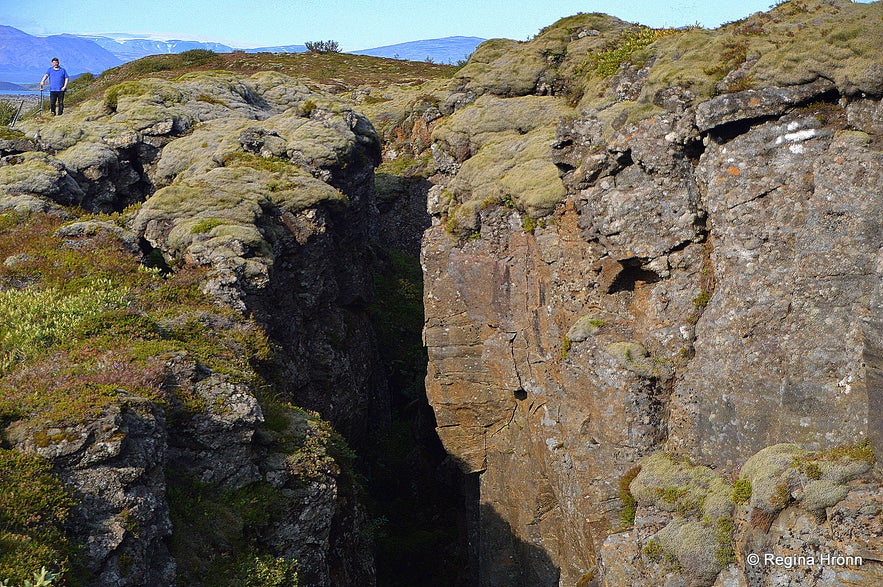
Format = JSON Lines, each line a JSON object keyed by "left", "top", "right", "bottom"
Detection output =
{"left": 587, "top": 26, "right": 680, "bottom": 77}
{"left": 0, "top": 567, "right": 58, "bottom": 587}
{"left": 0, "top": 279, "right": 129, "bottom": 374}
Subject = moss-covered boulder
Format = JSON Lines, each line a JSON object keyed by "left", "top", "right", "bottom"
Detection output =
{"left": 739, "top": 442, "right": 874, "bottom": 518}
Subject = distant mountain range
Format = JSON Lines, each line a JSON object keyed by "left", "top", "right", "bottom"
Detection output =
{"left": 84, "top": 36, "right": 240, "bottom": 61}
{"left": 350, "top": 36, "right": 483, "bottom": 64}
{"left": 0, "top": 26, "right": 484, "bottom": 85}
{"left": 0, "top": 26, "right": 122, "bottom": 84}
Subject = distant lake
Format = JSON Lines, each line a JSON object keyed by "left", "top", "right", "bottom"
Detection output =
{"left": 0, "top": 90, "right": 40, "bottom": 95}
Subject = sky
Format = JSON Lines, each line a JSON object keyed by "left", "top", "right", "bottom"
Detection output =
{"left": 0, "top": 0, "right": 876, "bottom": 50}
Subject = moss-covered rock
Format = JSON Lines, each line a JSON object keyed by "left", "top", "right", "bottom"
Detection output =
{"left": 631, "top": 453, "right": 734, "bottom": 521}
{"left": 628, "top": 453, "right": 737, "bottom": 585}
{"left": 654, "top": 519, "right": 722, "bottom": 582}
{"left": 566, "top": 315, "right": 606, "bottom": 342}
{"left": 605, "top": 342, "right": 659, "bottom": 379}
{"left": 445, "top": 125, "right": 566, "bottom": 218}
{"left": 450, "top": 38, "right": 547, "bottom": 98}
{"left": 0, "top": 151, "right": 84, "bottom": 204}
{"left": 738, "top": 441, "right": 873, "bottom": 522}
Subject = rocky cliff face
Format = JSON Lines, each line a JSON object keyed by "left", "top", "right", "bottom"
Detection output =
{"left": 2, "top": 2, "right": 881, "bottom": 586}
{"left": 2, "top": 70, "right": 384, "bottom": 586}
{"left": 411, "top": 1, "right": 882, "bottom": 585}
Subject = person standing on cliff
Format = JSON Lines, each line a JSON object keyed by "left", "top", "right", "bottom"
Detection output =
{"left": 40, "top": 57, "right": 69, "bottom": 116}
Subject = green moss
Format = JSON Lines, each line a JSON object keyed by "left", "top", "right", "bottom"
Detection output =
{"left": 220, "top": 151, "right": 293, "bottom": 174}
{"left": 560, "top": 336, "right": 572, "bottom": 360}
{"left": 605, "top": 342, "right": 658, "bottom": 378}
{"left": 821, "top": 438, "right": 874, "bottom": 463}
{"left": 190, "top": 218, "right": 230, "bottom": 234}
{"left": 0, "top": 450, "right": 77, "bottom": 585}
{"left": 618, "top": 465, "right": 642, "bottom": 527}
{"left": 0, "top": 126, "right": 26, "bottom": 141}
{"left": 631, "top": 453, "right": 735, "bottom": 523}
{"left": 741, "top": 441, "right": 872, "bottom": 518}
{"left": 692, "top": 290, "right": 711, "bottom": 308}
{"left": 196, "top": 94, "right": 228, "bottom": 107}
{"left": 801, "top": 480, "right": 850, "bottom": 516}
{"left": 714, "top": 517, "right": 736, "bottom": 567}
{"left": 103, "top": 81, "right": 148, "bottom": 112}
{"left": 167, "top": 474, "right": 298, "bottom": 586}
{"left": 643, "top": 538, "right": 663, "bottom": 560}
{"left": 655, "top": 519, "right": 723, "bottom": 582}
{"left": 732, "top": 478, "right": 752, "bottom": 503}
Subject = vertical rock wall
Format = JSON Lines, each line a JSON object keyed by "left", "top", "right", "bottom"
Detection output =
{"left": 419, "top": 4, "right": 883, "bottom": 584}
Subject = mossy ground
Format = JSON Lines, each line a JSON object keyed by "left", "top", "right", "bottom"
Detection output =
{"left": 0, "top": 211, "right": 348, "bottom": 585}
{"left": 59, "top": 52, "right": 459, "bottom": 114}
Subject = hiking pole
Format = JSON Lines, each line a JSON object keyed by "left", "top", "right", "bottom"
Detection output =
{"left": 10, "top": 99, "right": 24, "bottom": 128}
{"left": 40, "top": 88, "right": 44, "bottom": 116}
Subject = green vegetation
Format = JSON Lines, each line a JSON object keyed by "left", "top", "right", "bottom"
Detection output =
{"left": 0, "top": 279, "right": 129, "bottom": 374}
{"left": 0, "top": 450, "right": 75, "bottom": 585}
{"left": 692, "top": 290, "right": 712, "bottom": 309}
{"left": 618, "top": 466, "right": 642, "bottom": 527}
{"left": 179, "top": 49, "right": 223, "bottom": 68}
{"left": 190, "top": 218, "right": 231, "bottom": 234}
{"left": 629, "top": 452, "right": 745, "bottom": 581}
{"left": 56, "top": 52, "right": 458, "bottom": 114}
{"left": 642, "top": 538, "right": 663, "bottom": 560}
{"left": 167, "top": 475, "right": 300, "bottom": 587}
{"left": 0, "top": 213, "right": 269, "bottom": 427}
{"left": 0, "top": 211, "right": 358, "bottom": 584}
{"left": 740, "top": 441, "right": 873, "bottom": 521}
{"left": 586, "top": 26, "right": 682, "bottom": 77}
{"left": 305, "top": 40, "right": 341, "bottom": 54}
{"left": 0, "top": 101, "right": 18, "bottom": 126}
{"left": 0, "top": 567, "right": 58, "bottom": 587}
{"left": 102, "top": 80, "right": 148, "bottom": 112}
{"left": 731, "top": 478, "right": 752, "bottom": 503}
{"left": 560, "top": 336, "right": 572, "bottom": 360}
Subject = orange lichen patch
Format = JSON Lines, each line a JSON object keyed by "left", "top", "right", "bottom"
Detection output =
{"left": 726, "top": 165, "right": 742, "bottom": 176}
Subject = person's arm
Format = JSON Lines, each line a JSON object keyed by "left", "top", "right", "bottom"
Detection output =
{"left": 40, "top": 73, "right": 48, "bottom": 88}
{"left": 62, "top": 75, "right": 69, "bottom": 91}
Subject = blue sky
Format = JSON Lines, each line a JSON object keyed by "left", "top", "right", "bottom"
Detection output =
{"left": 0, "top": 1, "right": 874, "bottom": 50}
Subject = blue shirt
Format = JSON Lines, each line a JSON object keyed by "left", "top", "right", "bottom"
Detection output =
{"left": 44, "top": 66, "right": 68, "bottom": 91}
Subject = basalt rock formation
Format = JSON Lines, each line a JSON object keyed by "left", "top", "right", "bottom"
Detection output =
{"left": 1, "top": 1, "right": 881, "bottom": 586}
{"left": 402, "top": 1, "right": 881, "bottom": 585}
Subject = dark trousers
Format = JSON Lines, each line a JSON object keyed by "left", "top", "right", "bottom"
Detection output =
{"left": 49, "top": 91, "right": 65, "bottom": 115}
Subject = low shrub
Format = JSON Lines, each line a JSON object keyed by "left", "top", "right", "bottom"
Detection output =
{"left": 305, "top": 40, "right": 341, "bottom": 54}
